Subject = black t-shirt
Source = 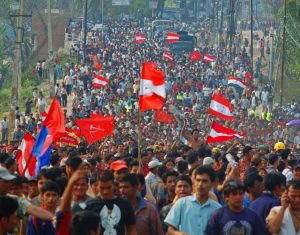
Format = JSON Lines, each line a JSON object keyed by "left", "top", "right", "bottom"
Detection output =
{"left": 73, "top": 197, "right": 135, "bottom": 235}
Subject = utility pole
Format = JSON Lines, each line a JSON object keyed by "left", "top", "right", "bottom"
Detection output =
{"left": 280, "top": 0, "right": 288, "bottom": 106}
{"left": 268, "top": 31, "right": 274, "bottom": 82}
{"left": 219, "top": 0, "right": 224, "bottom": 47}
{"left": 250, "top": 0, "right": 254, "bottom": 72}
{"left": 9, "top": 0, "right": 28, "bottom": 132}
{"left": 229, "top": 0, "right": 235, "bottom": 60}
{"left": 82, "top": 0, "right": 88, "bottom": 61}
{"left": 47, "top": 0, "right": 55, "bottom": 98}
{"left": 102, "top": 0, "right": 104, "bottom": 43}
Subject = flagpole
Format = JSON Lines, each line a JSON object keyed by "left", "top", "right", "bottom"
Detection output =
{"left": 22, "top": 153, "right": 33, "bottom": 176}
{"left": 137, "top": 73, "right": 143, "bottom": 172}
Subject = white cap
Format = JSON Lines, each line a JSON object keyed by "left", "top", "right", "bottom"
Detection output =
{"left": 148, "top": 160, "right": 162, "bottom": 169}
{"left": 203, "top": 157, "right": 215, "bottom": 166}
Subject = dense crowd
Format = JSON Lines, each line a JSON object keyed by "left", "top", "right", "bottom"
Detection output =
{"left": 0, "top": 18, "right": 300, "bottom": 235}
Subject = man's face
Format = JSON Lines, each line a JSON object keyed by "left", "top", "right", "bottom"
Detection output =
{"left": 226, "top": 190, "right": 244, "bottom": 209}
{"left": 98, "top": 181, "right": 115, "bottom": 200}
{"left": 29, "top": 181, "right": 39, "bottom": 198}
{"left": 175, "top": 180, "right": 192, "bottom": 198}
{"left": 8, "top": 185, "right": 22, "bottom": 197}
{"left": 72, "top": 178, "right": 88, "bottom": 198}
{"left": 41, "top": 191, "right": 59, "bottom": 209}
{"left": 194, "top": 173, "right": 212, "bottom": 197}
{"left": 1, "top": 211, "right": 19, "bottom": 233}
{"left": 0, "top": 179, "right": 11, "bottom": 195}
{"left": 288, "top": 186, "right": 300, "bottom": 210}
{"left": 38, "top": 177, "right": 52, "bottom": 192}
{"left": 249, "top": 180, "right": 263, "bottom": 197}
{"left": 130, "top": 166, "right": 140, "bottom": 174}
{"left": 165, "top": 176, "right": 176, "bottom": 193}
{"left": 119, "top": 181, "right": 136, "bottom": 199}
{"left": 113, "top": 168, "right": 128, "bottom": 182}
{"left": 294, "top": 168, "right": 300, "bottom": 181}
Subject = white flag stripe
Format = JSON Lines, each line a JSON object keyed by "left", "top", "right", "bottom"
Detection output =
{"left": 139, "top": 79, "right": 165, "bottom": 98}
{"left": 93, "top": 79, "right": 108, "bottom": 86}
{"left": 209, "top": 128, "right": 244, "bottom": 139}
{"left": 228, "top": 79, "right": 247, "bottom": 89}
{"left": 210, "top": 100, "right": 233, "bottom": 117}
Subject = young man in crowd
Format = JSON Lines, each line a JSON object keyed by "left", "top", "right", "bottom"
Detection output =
{"left": 164, "top": 165, "right": 221, "bottom": 235}
{"left": 71, "top": 176, "right": 90, "bottom": 209}
{"left": 206, "top": 179, "right": 266, "bottom": 235}
{"left": 267, "top": 180, "right": 300, "bottom": 234}
{"left": 0, "top": 196, "right": 19, "bottom": 235}
{"left": 119, "top": 173, "right": 164, "bottom": 235}
{"left": 73, "top": 170, "right": 137, "bottom": 235}
{"left": 26, "top": 182, "right": 60, "bottom": 235}
{"left": 243, "top": 172, "right": 263, "bottom": 207}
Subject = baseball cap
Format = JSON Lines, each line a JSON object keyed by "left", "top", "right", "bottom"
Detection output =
{"left": 203, "top": 157, "right": 215, "bottom": 166}
{"left": 109, "top": 160, "right": 128, "bottom": 172}
{"left": 148, "top": 160, "right": 162, "bottom": 169}
{"left": 0, "top": 167, "right": 16, "bottom": 181}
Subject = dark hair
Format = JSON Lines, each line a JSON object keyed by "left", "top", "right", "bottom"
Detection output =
{"left": 11, "top": 174, "right": 23, "bottom": 186}
{"left": 158, "top": 165, "right": 167, "bottom": 178}
{"left": 99, "top": 170, "right": 114, "bottom": 183}
{"left": 119, "top": 174, "right": 139, "bottom": 186}
{"left": 162, "top": 171, "right": 179, "bottom": 183}
{"left": 164, "top": 158, "right": 175, "bottom": 165}
{"left": 129, "top": 160, "right": 139, "bottom": 168}
{"left": 0, "top": 153, "right": 9, "bottom": 164}
{"left": 187, "top": 152, "right": 199, "bottom": 164}
{"left": 40, "top": 182, "right": 60, "bottom": 195}
{"left": 175, "top": 174, "right": 193, "bottom": 188}
{"left": 4, "top": 157, "right": 15, "bottom": 169}
{"left": 269, "top": 154, "right": 279, "bottom": 165}
{"left": 37, "top": 168, "right": 56, "bottom": 181}
{"left": 287, "top": 180, "right": 300, "bottom": 190}
{"left": 195, "top": 165, "right": 216, "bottom": 182}
{"left": 177, "top": 161, "right": 189, "bottom": 174}
{"left": 66, "top": 157, "right": 82, "bottom": 171}
{"left": 50, "top": 153, "right": 60, "bottom": 166}
{"left": 223, "top": 180, "right": 246, "bottom": 196}
{"left": 264, "top": 173, "right": 286, "bottom": 191}
{"left": 136, "top": 173, "right": 145, "bottom": 186}
{"left": 0, "top": 196, "right": 19, "bottom": 219}
{"left": 71, "top": 211, "right": 100, "bottom": 235}
{"left": 243, "top": 146, "right": 252, "bottom": 155}
{"left": 243, "top": 173, "right": 263, "bottom": 192}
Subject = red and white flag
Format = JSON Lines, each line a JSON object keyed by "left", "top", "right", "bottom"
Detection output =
{"left": 166, "top": 33, "right": 180, "bottom": 43}
{"left": 190, "top": 51, "right": 201, "bottom": 61}
{"left": 244, "top": 71, "right": 254, "bottom": 81}
{"left": 135, "top": 33, "right": 146, "bottom": 43}
{"left": 203, "top": 54, "right": 216, "bottom": 63}
{"left": 16, "top": 132, "right": 35, "bottom": 177}
{"left": 207, "top": 121, "right": 245, "bottom": 143}
{"left": 41, "top": 112, "right": 47, "bottom": 122}
{"left": 163, "top": 52, "right": 173, "bottom": 61}
{"left": 208, "top": 93, "right": 234, "bottom": 121}
{"left": 92, "top": 73, "right": 109, "bottom": 88}
{"left": 75, "top": 116, "right": 114, "bottom": 145}
{"left": 139, "top": 62, "right": 165, "bottom": 111}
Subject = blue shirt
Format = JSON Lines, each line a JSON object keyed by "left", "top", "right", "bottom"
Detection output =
{"left": 164, "top": 195, "right": 221, "bottom": 235}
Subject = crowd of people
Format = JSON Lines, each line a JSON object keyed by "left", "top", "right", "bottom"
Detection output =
{"left": 0, "top": 17, "right": 300, "bottom": 235}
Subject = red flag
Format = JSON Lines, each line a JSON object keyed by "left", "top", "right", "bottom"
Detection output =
{"left": 16, "top": 132, "right": 35, "bottom": 177}
{"left": 208, "top": 93, "right": 234, "bottom": 121}
{"left": 155, "top": 110, "right": 174, "bottom": 124}
{"left": 75, "top": 116, "right": 114, "bottom": 144}
{"left": 91, "top": 113, "right": 103, "bottom": 118}
{"left": 92, "top": 73, "right": 109, "bottom": 88}
{"left": 190, "top": 51, "right": 201, "bottom": 61}
{"left": 54, "top": 128, "right": 81, "bottom": 147}
{"left": 139, "top": 62, "right": 165, "bottom": 111}
{"left": 136, "top": 33, "right": 146, "bottom": 43}
{"left": 207, "top": 121, "right": 245, "bottom": 143}
{"left": 203, "top": 54, "right": 216, "bottom": 63}
{"left": 41, "top": 112, "right": 47, "bottom": 122}
{"left": 166, "top": 33, "right": 180, "bottom": 43}
{"left": 163, "top": 52, "right": 173, "bottom": 61}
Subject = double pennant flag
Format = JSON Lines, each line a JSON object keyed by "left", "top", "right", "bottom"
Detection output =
{"left": 207, "top": 121, "right": 245, "bottom": 143}
{"left": 139, "top": 62, "right": 165, "bottom": 111}
{"left": 135, "top": 33, "right": 146, "bottom": 43}
{"left": 203, "top": 54, "right": 216, "bottom": 63}
{"left": 163, "top": 52, "right": 173, "bottom": 61}
{"left": 31, "top": 97, "right": 65, "bottom": 174}
{"left": 228, "top": 76, "right": 248, "bottom": 94}
{"left": 166, "top": 33, "right": 180, "bottom": 43}
{"left": 92, "top": 73, "right": 109, "bottom": 88}
{"left": 75, "top": 116, "right": 114, "bottom": 145}
{"left": 208, "top": 93, "right": 234, "bottom": 121}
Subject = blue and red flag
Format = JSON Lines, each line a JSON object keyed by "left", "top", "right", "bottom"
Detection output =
{"left": 31, "top": 97, "right": 65, "bottom": 173}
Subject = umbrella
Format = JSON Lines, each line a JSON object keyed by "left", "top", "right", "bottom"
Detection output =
{"left": 287, "top": 120, "right": 300, "bottom": 126}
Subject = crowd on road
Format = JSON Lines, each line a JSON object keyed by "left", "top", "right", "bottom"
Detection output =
{"left": 0, "top": 17, "right": 300, "bottom": 235}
